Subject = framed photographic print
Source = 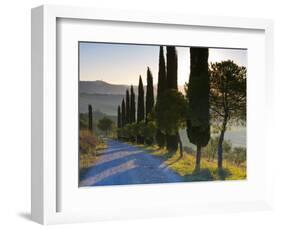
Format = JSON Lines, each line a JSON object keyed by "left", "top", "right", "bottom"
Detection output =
{"left": 31, "top": 5, "right": 274, "bottom": 225}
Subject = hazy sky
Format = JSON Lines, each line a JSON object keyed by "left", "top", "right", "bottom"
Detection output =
{"left": 79, "top": 42, "right": 247, "bottom": 86}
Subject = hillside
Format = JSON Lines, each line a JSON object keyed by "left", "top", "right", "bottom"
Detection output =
{"left": 80, "top": 80, "right": 185, "bottom": 95}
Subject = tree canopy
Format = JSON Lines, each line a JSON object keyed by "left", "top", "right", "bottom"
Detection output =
{"left": 97, "top": 117, "right": 114, "bottom": 136}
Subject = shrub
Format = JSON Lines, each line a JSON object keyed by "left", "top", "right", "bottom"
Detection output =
{"left": 79, "top": 129, "right": 98, "bottom": 156}
{"left": 231, "top": 147, "right": 246, "bottom": 166}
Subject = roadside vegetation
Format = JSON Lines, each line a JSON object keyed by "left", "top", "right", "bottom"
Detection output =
{"left": 140, "top": 142, "right": 246, "bottom": 181}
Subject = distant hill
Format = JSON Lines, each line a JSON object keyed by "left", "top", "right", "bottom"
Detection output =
{"left": 80, "top": 80, "right": 185, "bottom": 95}
{"left": 79, "top": 93, "right": 125, "bottom": 115}
{"left": 80, "top": 80, "right": 136, "bottom": 95}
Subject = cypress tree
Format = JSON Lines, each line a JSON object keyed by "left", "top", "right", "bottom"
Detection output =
{"left": 187, "top": 47, "right": 210, "bottom": 171}
{"left": 125, "top": 89, "right": 130, "bottom": 124}
{"left": 88, "top": 104, "right": 93, "bottom": 132}
{"left": 137, "top": 75, "right": 145, "bottom": 144}
{"left": 146, "top": 67, "right": 154, "bottom": 122}
{"left": 155, "top": 46, "right": 166, "bottom": 147}
{"left": 121, "top": 99, "right": 126, "bottom": 128}
{"left": 117, "top": 105, "right": 121, "bottom": 139}
{"left": 130, "top": 85, "right": 136, "bottom": 123}
{"left": 145, "top": 67, "right": 154, "bottom": 144}
{"left": 117, "top": 105, "right": 121, "bottom": 128}
{"left": 166, "top": 46, "right": 179, "bottom": 151}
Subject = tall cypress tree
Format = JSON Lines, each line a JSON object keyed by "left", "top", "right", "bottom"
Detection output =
{"left": 88, "top": 104, "right": 93, "bottom": 132}
{"left": 137, "top": 75, "right": 145, "bottom": 144}
{"left": 155, "top": 46, "right": 166, "bottom": 147}
{"left": 166, "top": 46, "right": 179, "bottom": 151}
{"left": 121, "top": 99, "right": 126, "bottom": 128}
{"left": 146, "top": 67, "right": 154, "bottom": 122}
{"left": 130, "top": 85, "right": 136, "bottom": 123}
{"left": 125, "top": 89, "right": 130, "bottom": 124}
{"left": 117, "top": 105, "right": 121, "bottom": 139}
{"left": 187, "top": 47, "right": 210, "bottom": 171}
{"left": 117, "top": 105, "right": 121, "bottom": 128}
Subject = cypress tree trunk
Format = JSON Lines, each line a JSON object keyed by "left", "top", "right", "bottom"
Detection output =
{"left": 177, "top": 131, "right": 183, "bottom": 158}
{"left": 88, "top": 104, "right": 93, "bottom": 132}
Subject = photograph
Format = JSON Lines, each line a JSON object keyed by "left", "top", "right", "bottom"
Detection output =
{"left": 78, "top": 42, "right": 247, "bottom": 187}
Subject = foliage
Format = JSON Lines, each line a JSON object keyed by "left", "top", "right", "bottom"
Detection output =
{"left": 143, "top": 120, "right": 156, "bottom": 144}
{"left": 229, "top": 147, "right": 246, "bottom": 166}
{"left": 79, "top": 129, "right": 98, "bottom": 155}
{"left": 79, "top": 129, "right": 106, "bottom": 169}
{"left": 97, "top": 117, "right": 114, "bottom": 136}
{"left": 209, "top": 60, "right": 247, "bottom": 126}
{"left": 156, "top": 89, "right": 186, "bottom": 152}
{"left": 156, "top": 46, "right": 167, "bottom": 100}
{"left": 166, "top": 46, "right": 178, "bottom": 90}
{"left": 203, "top": 137, "right": 232, "bottom": 160}
{"left": 186, "top": 47, "right": 210, "bottom": 147}
{"left": 79, "top": 113, "right": 89, "bottom": 130}
{"left": 118, "top": 119, "right": 156, "bottom": 144}
{"left": 156, "top": 89, "right": 187, "bottom": 135}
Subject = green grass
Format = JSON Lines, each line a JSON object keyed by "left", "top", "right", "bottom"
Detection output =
{"left": 139, "top": 145, "right": 246, "bottom": 182}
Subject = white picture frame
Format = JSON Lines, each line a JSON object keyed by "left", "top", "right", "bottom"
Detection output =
{"left": 31, "top": 5, "right": 274, "bottom": 225}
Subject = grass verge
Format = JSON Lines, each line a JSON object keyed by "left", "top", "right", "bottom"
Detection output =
{"left": 138, "top": 144, "right": 246, "bottom": 182}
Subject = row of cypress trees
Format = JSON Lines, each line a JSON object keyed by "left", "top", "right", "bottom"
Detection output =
{"left": 117, "top": 46, "right": 210, "bottom": 170}
{"left": 117, "top": 67, "right": 155, "bottom": 144}
{"left": 116, "top": 46, "right": 182, "bottom": 151}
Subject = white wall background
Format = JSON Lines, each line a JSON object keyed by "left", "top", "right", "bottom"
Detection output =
{"left": 0, "top": 0, "right": 280, "bottom": 229}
